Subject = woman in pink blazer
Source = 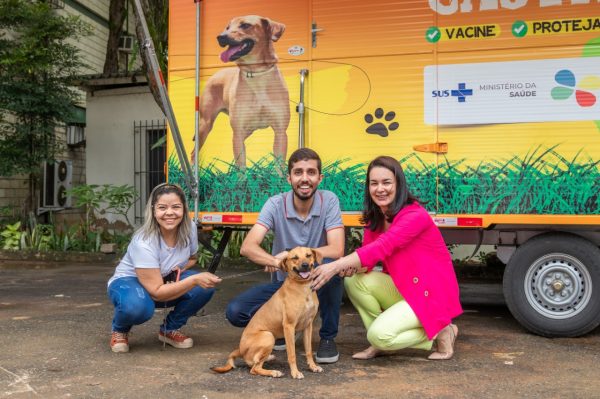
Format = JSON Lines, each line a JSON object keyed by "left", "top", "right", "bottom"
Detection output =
{"left": 311, "top": 156, "right": 463, "bottom": 360}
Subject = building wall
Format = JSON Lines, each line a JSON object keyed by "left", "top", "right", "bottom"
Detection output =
{"left": 49, "top": 125, "right": 87, "bottom": 226}
{"left": 86, "top": 85, "right": 164, "bottom": 226}
{"left": 48, "top": 0, "right": 109, "bottom": 225}
{"left": 0, "top": 177, "right": 28, "bottom": 221}
{"left": 63, "top": 0, "right": 110, "bottom": 76}
{"left": 0, "top": 0, "right": 139, "bottom": 224}
{"left": 62, "top": 0, "right": 138, "bottom": 77}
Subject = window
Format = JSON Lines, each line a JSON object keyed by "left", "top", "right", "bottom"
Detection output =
{"left": 66, "top": 124, "right": 85, "bottom": 146}
{"left": 134, "top": 120, "right": 167, "bottom": 223}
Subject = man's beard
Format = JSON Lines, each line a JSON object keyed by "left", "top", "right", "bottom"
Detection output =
{"left": 292, "top": 184, "right": 317, "bottom": 201}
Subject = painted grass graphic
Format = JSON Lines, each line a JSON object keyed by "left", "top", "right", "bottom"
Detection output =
{"left": 436, "top": 145, "right": 599, "bottom": 214}
{"left": 168, "top": 146, "right": 599, "bottom": 215}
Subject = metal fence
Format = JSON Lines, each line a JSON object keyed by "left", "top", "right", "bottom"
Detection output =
{"left": 133, "top": 119, "right": 166, "bottom": 224}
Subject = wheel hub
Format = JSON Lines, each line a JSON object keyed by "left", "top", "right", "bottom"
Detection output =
{"left": 551, "top": 279, "right": 564, "bottom": 292}
{"left": 524, "top": 253, "right": 592, "bottom": 319}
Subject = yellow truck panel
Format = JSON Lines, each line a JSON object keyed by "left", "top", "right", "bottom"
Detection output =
{"left": 169, "top": 0, "right": 600, "bottom": 220}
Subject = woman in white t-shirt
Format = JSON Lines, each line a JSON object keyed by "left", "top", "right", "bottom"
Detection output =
{"left": 107, "top": 183, "right": 221, "bottom": 353}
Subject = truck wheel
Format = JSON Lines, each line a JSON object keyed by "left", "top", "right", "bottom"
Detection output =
{"left": 502, "top": 234, "right": 600, "bottom": 337}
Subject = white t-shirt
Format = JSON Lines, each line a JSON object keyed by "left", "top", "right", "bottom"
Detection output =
{"left": 107, "top": 222, "right": 198, "bottom": 287}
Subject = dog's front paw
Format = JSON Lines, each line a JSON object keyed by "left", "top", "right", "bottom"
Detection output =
{"left": 310, "top": 365, "right": 323, "bottom": 373}
{"left": 291, "top": 370, "right": 305, "bottom": 379}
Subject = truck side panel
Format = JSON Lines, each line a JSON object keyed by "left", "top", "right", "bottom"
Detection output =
{"left": 168, "top": 0, "right": 600, "bottom": 219}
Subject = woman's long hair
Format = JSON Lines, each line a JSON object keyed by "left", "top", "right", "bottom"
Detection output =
{"left": 136, "top": 183, "right": 192, "bottom": 248}
{"left": 360, "top": 156, "right": 420, "bottom": 232}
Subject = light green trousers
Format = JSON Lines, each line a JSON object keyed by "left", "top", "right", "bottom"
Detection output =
{"left": 344, "top": 271, "right": 433, "bottom": 351}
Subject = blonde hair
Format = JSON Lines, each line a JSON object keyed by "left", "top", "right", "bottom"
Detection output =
{"left": 136, "top": 183, "right": 192, "bottom": 248}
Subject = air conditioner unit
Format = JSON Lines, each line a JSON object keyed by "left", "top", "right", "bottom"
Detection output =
{"left": 42, "top": 160, "right": 73, "bottom": 208}
{"left": 118, "top": 35, "right": 135, "bottom": 53}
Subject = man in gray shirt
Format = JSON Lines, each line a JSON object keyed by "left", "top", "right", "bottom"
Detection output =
{"left": 226, "top": 148, "right": 345, "bottom": 363}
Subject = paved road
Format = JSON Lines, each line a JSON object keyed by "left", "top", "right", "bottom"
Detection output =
{"left": 1, "top": 262, "right": 599, "bottom": 398}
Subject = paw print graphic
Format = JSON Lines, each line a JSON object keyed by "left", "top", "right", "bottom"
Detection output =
{"left": 364, "top": 108, "right": 399, "bottom": 137}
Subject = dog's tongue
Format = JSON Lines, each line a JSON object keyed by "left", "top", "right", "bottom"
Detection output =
{"left": 220, "top": 44, "right": 242, "bottom": 63}
{"left": 299, "top": 271, "right": 310, "bottom": 279}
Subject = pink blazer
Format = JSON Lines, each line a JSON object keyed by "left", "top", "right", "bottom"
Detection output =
{"left": 356, "top": 203, "right": 463, "bottom": 339}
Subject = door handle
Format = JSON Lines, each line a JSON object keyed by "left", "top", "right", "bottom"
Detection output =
{"left": 312, "top": 22, "right": 324, "bottom": 48}
{"left": 413, "top": 142, "right": 448, "bottom": 154}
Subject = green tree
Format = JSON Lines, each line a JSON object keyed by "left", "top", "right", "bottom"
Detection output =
{"left": 0, "top": 0, "right": 90, "bottom": 210}
{"left": 103, "top": 0, "right": 128, "bottom": 76}
{"left": 130, "top": 0, "right": 168, "bottom": 114}
{"left": 104, "top": 0, "right": 168, "bottom": 77}
{"left": 139, "top": 0, "right": 168, "bottom": 77}
{"left": 104, "top": 0, "right": 168, "bottom": 113}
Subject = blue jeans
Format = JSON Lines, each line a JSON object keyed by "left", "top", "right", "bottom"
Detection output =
{"left": 225, "top": 272, "right": 343, "bottom": 340}
{"left": 108, "top": 270, "right": 215, "bottom": 333}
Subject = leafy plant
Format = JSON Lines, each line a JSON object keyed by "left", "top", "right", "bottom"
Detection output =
{"left": 346, "top": 227, "right": 364, "bottom": 253}
{"left": 260, "top": 232, "right": 274, "bottom": 254}
{"left": 21, "top": 223, "right": 54, "bottom": 251}
{"left": 112, "top": 231, "right": 133, "bottom": 253}
{"left": 446, "top": 244, "right": 458, "bottom": 256}
{"left": 225, "top": 230, "right": 245, "bottom": 259}
{"left": 102, "top": 184, "right": 138, "bottom": 227}
{"left": 196, "top": 230, "right": 222, "bottom": 269}
{"left": 0, "top": 207, "right": 133, "bottom": 253}
{"left": 0, "top": 205, "right": 14, "bottom": 221}
{"left": 476, "top": 250, "right": 488, "bottom": 264}
{"left": 0, "top": 221, "right": 22, "bottom": 250}
{"left": 68, "top": 184, "right": 138, "bottom": 230}
{"left": 195, "top": 229, "right": 263, "bottom": 268}
{"left": 68, "top": 185, "right": 102, "bottom": 230}
{"left": 59, "top": 223, "right": 80, "bottom": 252}
{"left": 62, "top": 223, "right": 102, "bottom": 252}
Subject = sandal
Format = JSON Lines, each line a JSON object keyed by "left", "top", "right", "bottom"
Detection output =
{"left": 428, "top": 324, "right": 458, "bottom": 360}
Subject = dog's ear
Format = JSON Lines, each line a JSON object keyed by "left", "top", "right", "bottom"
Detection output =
{"left": 262, "top": 18, "right": 285, "bottom": 42}
{"left": 279, "top": 256, "right": 289, "bottom": 272}
{"left": 311, "top": 248, "right": 323, "bottom": 266}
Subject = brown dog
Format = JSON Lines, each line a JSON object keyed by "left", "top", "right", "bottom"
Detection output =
{"left": 193, "top": 15, "right": 290, "bottom": 167}
{"left": 211, "top": 247, "right": 323, "bottom": 379}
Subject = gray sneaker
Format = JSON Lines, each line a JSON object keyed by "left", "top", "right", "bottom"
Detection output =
{"left": 315, "top": 339, "right": 339, "bottom": 364}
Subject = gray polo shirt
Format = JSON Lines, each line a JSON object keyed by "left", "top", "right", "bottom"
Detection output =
{"left": 256, "top": 189, "right": 343, "bottom": 281}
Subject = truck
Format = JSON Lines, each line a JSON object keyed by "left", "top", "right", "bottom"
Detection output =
{"left": 165, "top": 0, "right": 600, "bottom": 338}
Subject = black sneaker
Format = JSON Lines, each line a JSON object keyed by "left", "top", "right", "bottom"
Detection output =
{"left": 273, "top": 338, "right": 286, "bottom": 351}
{"left": 315, "top": 338, "right": 339, "bottom": 364}
{"left": 273, "top": 333, "right": 301, "bottom": 351}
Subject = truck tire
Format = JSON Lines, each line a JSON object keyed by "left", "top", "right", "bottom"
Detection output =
{"left": 502, "top": 234, "right": 600, "bottom": 337}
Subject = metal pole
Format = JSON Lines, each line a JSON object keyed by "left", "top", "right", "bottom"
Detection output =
{"left": 193, "top": 0, "right": 201, "bottom": 223}
{"left": 298, "top": 69, "right": 308, "bottom": 148}
{"left": 131, "top": 0, "right": 197, "bottom": 199}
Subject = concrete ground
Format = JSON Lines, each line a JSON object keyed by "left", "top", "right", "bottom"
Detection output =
{"left": 1, "top": 261, "right": 599, "bottom": 399}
